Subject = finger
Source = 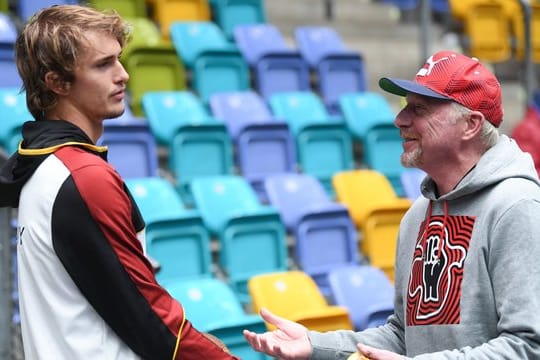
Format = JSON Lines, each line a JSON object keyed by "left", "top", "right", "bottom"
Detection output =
{"left": 243, "top": 330, "right": 263, "bottom": 352}
{"left": 260, "top": 307, "right": 289, "bottom": 328}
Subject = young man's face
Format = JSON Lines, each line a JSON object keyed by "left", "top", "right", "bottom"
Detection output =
{"left": 66, "top": 30, "right": 129, "bottom": 124}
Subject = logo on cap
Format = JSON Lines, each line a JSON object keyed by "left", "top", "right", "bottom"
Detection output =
{"left": 416, "top": 55, "right": 449, "bottom": 77}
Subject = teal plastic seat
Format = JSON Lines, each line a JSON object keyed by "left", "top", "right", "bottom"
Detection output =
{"left": 166, "top": 278, "right": 271, "bottom": 359}
{"left": 169, "top": 21, "right": 250, "bottom": 103}
{"left": 210, "top": 0, "right": 267, "bottom": 40}
{"left": 125, "top": 177, "right": 213, "bottom": 284}
{"left": 0, "top": 88, "right": 32, "bottom": 154}
{"left": 269, "top": 91, "right": 354, "bottom": 195}
{"left": 338, "top": 91, "right": 396, "bottom": 141}
{"left": 190, "top": 175, "right": 288, "bottom": 303}
{"left": 364, "top": 126, "right": 406, "bottom": 197}
{"left": 141, "top": 91, "right": 234, "bottom": 203}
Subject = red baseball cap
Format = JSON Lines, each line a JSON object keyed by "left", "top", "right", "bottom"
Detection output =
{"left": 379, "top": 50, "right": 503, "bottom": 127}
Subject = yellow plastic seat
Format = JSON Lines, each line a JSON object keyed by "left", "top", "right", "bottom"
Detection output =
{"left": 510, "top": 2, "right": 540, "bottom": 62}
{"left": 248, "top": 271, "right": 353, "bottom": 332}
{"left": 152, "top": 0, "right": 211, "bottom": 40}
{"left": 332, "top": 169, "right": 411, "bottom": 280}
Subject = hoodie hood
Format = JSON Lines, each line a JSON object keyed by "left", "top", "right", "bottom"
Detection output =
{"left": 420, "top": 134, "right": 540, "bottom": 201}
{"left": 0, "top": 120, "right": 107, "bottom": 208}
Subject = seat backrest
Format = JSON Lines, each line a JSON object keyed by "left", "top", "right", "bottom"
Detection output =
{"left": 294, "top": 26, "right": 347, "bottom": 66}
{"left": 339, "top": 92, "right": 395, "bottom": 140}
{"left": 142, "top": 90, "right": 213, "bottom": 144}
{"left": 88, "top": 0, "right": 148, "bottom": 18}
{"left": 332, "top": 169, "right": 407, "bottom": 227}
{"left": 269, "top": 91, "right": 329, "bottom": 133}
{"left": 327, "top": 265, "right": 394, "bottom": 330}
{"left": 263, "top": 173, "right": 331, "bottom": 229}
{"left": 169, "top": 21, "right": 232, "bottom": 67}
{"left": 233, "top": 23, "right": 290, "bottom": 65}
{"left": 190, "top": 175, "right": 262, "bottom": 233}
{"left": 17, "top": 0, "right": 78, "bottom": 20}
{"left": 99, "top": 120, "right": 160, "bottom": 178}
{"left": 152, "top": 0, "right": 211, "bottom": 40}
{"left": 123, "top": 46, "right": 187, "bottom": 116}
{"left": 209, "top": 90, "right": 273, "bottom": 137}
{"left": 248, "top": 271, "right": 330, "bottom": 316}
{"left": 400, "top": 168, "right": 426, "bottom": 201}
{"left": 121, "top": 18, "right": 165, "bottom": 59}
{"left": 0, "top": 88, "right": 32, "bottom": 153}
{"left": 125, "top": 177, "right": 186, "bottom": 223}
{"left": 166, "top": 277, "right": 246, "bottom": 328}
{"left": 0, "top": 13, "right": 17, "bottom": 60}
{"left": 212, "top": 0, "right": 267, "bottom": 40}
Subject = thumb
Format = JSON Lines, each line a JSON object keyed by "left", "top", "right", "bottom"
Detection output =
{"left": 260, "top": 307, "right": 289, "bottom": 328}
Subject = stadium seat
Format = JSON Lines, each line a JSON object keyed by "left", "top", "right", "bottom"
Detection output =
{"left": 210, "top": 0, "right": 267, "bottom": 40}
{"left": 0, "top": 14, "right": 22, "bottom": 88}
{"left": 166, "top": 278, "right": 271, "bottom": 360}
{"left": 169, "top": 21, "right": 250, "bottom": 104}
{"left": 122, "top": 46, "right": 187, "bottom": 116}
{"left": 17, "top": 0, "right": 79, "bottom": 20}
{"left": 294, "top": 26, "right": 367, "bottom": 114}
{"left": 233, "top": 24, "right": 311, "bottom": 101}
{"left": 125, "top": 177, "right": 213, "bottom": 284}
{"left": 338, "top": 92, "right": 396, "bottom": 141}
{"left": 0, "top": 88, "right": 32, "bottom": 154}
{"left": 248, "top": 270, "right": 353, "bottom": 331}
{"left": 151, "top": 0, "right": 211, "bottom": 40}
{"left": 208, "top": 91, "right": 297, "bottom": 199}
{"left": 269, "top": 91, "right": 354, "bottom": 195}
{"left": 332, "top": 169, "right": 411, "bottom": 280}
{"left": 190, "top": 175, "right": 288, "bottom": 303}
{"left": 327, "top": 264, "right": 394, "bottom": 331}
{"left": 0, "top": 0, "right": 7, "bottom": 13}
{"left": 509, "top": 2, "right": 540, "bottom": 62}
{"left": 141, "top": 91, "right": 234, "bottom": 202}
{"left": 400, "top": 168, "right": 426, "bottom": 201}
{"left": 99, "top": 117, "right": 160, "bottom": 179}
{"left": 263, "top": 173, "right": 359, "bottom": 296}
{"left": 88, "top": 0, "right": 148, "bottom": 18}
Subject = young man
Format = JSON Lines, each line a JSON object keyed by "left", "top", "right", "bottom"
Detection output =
{"left": 243, "top": 51, "right": 540, "bottom": 359}
{"left": 0, "top": 5, "right": 238, "bottom": 359}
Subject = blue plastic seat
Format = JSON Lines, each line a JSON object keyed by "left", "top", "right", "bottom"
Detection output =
{"left": 268, "top": 91, "right": 354, "bottom": 195}
{"left": 0, "top": 88, "right": 32, "bottom": 154}
{"left": 400, "top": 168, "right": 426, "bottom": 201}
{"left": 294, "top": 26, "right": 367, "bottom": 114}
{"left": 99, "top": 118, "right": 159, "bottom": 179}
{"left": 17, "top": 0, "right": 79, "bottom": 20}
{"left": 210, "top": 0, "right": 266, "bottom": 40}
{"left": 169, "top": 21, "right": 250, "bottom": 103}
{"left": 190, "top": 175, "right": 288, "bottom": 303}
{"left": 125, "top": 177, "right": 213, "bottom": 284}
{"left": 263, "top": 173, "right": 359, "bottom": 297}
{"left": 141, "top": 91, "right": 234, "bottom": 202}
{"left": 166, "top": 278, "right": 271, "bottom": 360}
{"left": 209, "top": 91, "right": 296, "bottom": 199}
{"left": 327, "top": 264, "right": 394, "bottom": 331}
{"left": 233, "top": 24, "right": 310, "bottom": 101}
{"left": 0, "top": 14, "right": 22, "bottom": 88}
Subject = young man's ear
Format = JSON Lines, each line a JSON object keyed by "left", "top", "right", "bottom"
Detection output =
{"left": 44, "top": 71, "right": 71, "bottom": 95}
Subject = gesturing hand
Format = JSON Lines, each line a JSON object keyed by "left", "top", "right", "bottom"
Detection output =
{"left": 243, "top": 308, "right": 312, "bottom": 360}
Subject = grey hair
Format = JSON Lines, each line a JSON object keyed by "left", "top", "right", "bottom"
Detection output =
{"left": 452, "top": 102, "right": 499, "bottom": 149}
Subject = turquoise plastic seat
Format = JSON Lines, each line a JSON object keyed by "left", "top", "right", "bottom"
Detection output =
{"left": 269, "top": 91, "right": 354, "bottom": 195}
{"left": 0, "top": 88, "right": 32, "bottom": 154}
{"left": 125, "top": 177, "right": 213, "bottom": 284}
{"left": 141, "top": 91, "right": 234, "bottom": 203}
{"left": 338, "top": 92, "right": 396, "bottom": 141}
{"left": 169, "top": 21, "right": 250, "bottom": 103}
{"left": 166, "top": 278, "right": 271, "bottom": 359}
{"left": 211, "top": 0, "right": 266, "bottom": 40}
{"left": 190, "top": 175, "right": 288, "bottom": 303}
{"left": 364, "top": 126, "right": 406, "bottom": 197}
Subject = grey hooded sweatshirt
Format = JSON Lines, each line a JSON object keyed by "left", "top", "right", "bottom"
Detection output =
{"left": 309, "top": 135, "right": 540, "bottom": 359}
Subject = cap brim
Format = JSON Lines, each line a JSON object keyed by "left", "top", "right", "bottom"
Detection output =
{"left": 379, "top": 77, "right": 451, "bottom": 100}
